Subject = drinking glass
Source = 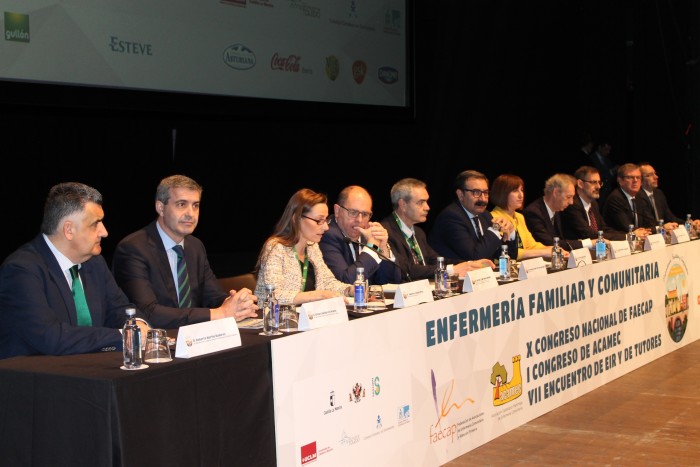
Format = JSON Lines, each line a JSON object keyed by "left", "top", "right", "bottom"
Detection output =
{"left": 446, "top": 274, "right": 460, "bottom": 296}
{"left": 278, "top": 303, "right": 298, "bottom": 333}
{"left": 144, "top": 329, "right": 172, "bottom": 363}
{"left": 368, "top": 285, "right": 386, "bottom": 307}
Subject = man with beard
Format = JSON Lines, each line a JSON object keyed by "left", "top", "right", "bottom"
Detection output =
{"left": 429, "top": 170, "right": 517, "bottom": 262}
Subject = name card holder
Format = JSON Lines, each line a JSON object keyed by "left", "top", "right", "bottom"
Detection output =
{"left": 393, "top": 279, "right": 434, "bottom": 308}
{"left": 298, "top": 297, "right": 348, "bottom": 331}
{"left": 671, "top": 228, "right": 690, "bottom": 244}
{"left": 609, "top": 240, "right": 632, "bottom": 259}
{"left": 463, "top": 267, "right": 498, "bottom": 293}
{"left": 519, "top": 257, "right": 548, "bottom": 280}
{"left": 175, "top": 317, "right": 241, "bottom": 358}
{"left": 644, "top": 233, "right": 666, "bottom": 251}
{"left": 568, "top": 248, "right": 592, "bottom": 268}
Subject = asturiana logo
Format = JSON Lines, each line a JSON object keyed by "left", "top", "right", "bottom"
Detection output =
{"left": 5, "top": 12, "right": 29, "bottom": 43}
{"left": 223, "top": 44, "right": 256, "bottom": 70}
{"left": 300, "top": 441, "right": 317, "bottom": 465}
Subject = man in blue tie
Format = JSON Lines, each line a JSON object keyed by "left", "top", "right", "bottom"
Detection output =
{"left": 0, "top": 182, "right": 149, "bottom": 358}
{"left": 112, "top": 175, "right": 258, "bottom": 329}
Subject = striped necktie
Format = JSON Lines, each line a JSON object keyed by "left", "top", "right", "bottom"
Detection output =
{"left": 472, "top": 216, "right": 483, "bottom": 239}
{"left": 172, "top": 245, "right": 192, "bottom": 308}
{"left": 70, "top": 265, "right": 92, "bottom": 326}
{"left": 588, "top": 207, "right": 598, "bottom": 233}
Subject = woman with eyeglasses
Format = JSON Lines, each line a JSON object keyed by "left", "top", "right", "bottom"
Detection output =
{"left": 253, "top": 188, "right": 352, "bottom": 306}
{"left": 490, "top": 174, "right": 557, "bottom": 260}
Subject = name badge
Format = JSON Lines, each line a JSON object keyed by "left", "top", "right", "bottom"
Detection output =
{"left": 519, "top": 257, "right": 548, "bottom": 279}
{"left": 463, "top": 267, "right": 498, "bottom": 293}
{"left": 568, "top": 248, "right": 592, "bottom": 268}
{"left": 609, "top": 240, "right": 631, "bottom": 258}
{"left": 175, "top": 317, "right": 241, "bottom": 358}
{"left": 644, "top": 233, "right": 666, "bottom": 251}
{"left": 393, "top": 279, "right": 434, "bottom": 308}
{"left": 298, "top": 296, "right": 348, "bottom": 331}
{"left": 671, "top": 228, "right": 690, "bottom": 244}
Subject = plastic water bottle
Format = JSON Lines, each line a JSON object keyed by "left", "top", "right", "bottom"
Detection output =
{"left": 262, "top": 284, "right": 279, "bottom": 335}
{"left": 122, "top": 307, "right": 142, "bottom": 369}
{"left": 498, "top": 246, "right": 510, "bottom": 279}
{"left": 595, "top": 231, "right": 606, "bottom": 262}
{"left": 685, "top": 214, "right": 693, "bottom": 236}
{"left": 434, "top": 257, "right": 448, "bottom": 297}
{"left": 657, "top": 219, "right": 668, "bottom": 244}
{"left": 354, "top": 267, "right": 368, "bottom": 312}
{"left": 627, "top": 224, "right": 637, "bottom": 252}
{"left": 551, "top": 237, "right": 564, "bottom": 270}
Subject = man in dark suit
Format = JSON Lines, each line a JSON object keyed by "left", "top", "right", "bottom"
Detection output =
{"left": 602, "top": 163, "right": 658, "bottom": 232}
{"left": 112, "top": 175, "right": 258, "bottom": 329}
{"left": 381, "top": 178, "right": 494, "bottom": 282}
{"left": 523, "top": 173, "right": 582, "bottom": 251}
{"left": 320, "top": 185, "right": 401, "bottom": 285}
{"left": 429, "top": 170, "right": 517, "bottom": 262}
{"left": 0, "top": 182, "right": 147, "bottom": 359}
{"left": 639, "top": 162, "right": 683, "bottom": 225}
{"left": 561, "top": 166, "right": 650, "bottom": 243}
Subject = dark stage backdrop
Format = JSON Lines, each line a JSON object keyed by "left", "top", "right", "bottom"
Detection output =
{"left": 1, "top": 1, "right": 698, "bottom": 277}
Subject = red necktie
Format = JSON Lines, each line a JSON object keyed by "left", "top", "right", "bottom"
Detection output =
{"left": 589, "top": 208, "right": 598, "bottom": 233}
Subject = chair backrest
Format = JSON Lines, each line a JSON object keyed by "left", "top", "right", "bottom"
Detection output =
{"left": 217, "top": 273, "right": 257, "bottom": 293}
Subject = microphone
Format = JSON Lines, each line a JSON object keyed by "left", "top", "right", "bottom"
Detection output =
{"left": 343, "top": 237, "right": 412, "bottom": 282}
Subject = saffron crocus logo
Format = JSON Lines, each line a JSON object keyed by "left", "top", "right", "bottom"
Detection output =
{"left": 5, "top": 12, "right": 29, "bottom": 42}
{"left": 665, "top": 256, "right": 691, "bottom": 343}
{"left": 491, "top": 355, "right": 523, "bottom": 406}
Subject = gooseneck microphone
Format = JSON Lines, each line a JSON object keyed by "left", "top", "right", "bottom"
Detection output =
{"left": 343, "top": 237, "right": 412, "bottom": 282}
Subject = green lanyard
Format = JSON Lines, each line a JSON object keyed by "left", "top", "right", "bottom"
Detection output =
{"left": 393, "top": 211, "right": 424, "bottom": 265}
{"left": 294, "top": 246, "right": 310, "bottom": 291}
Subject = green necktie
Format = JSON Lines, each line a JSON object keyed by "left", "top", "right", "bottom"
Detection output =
{"left": 70, "top": 265, "right": 92, "bottom": 326}
{"left": 172, "top": 245, "right": 192, "bottom": 308}
{"left": 406, "top": 234, "right": 425, "bottom": 265}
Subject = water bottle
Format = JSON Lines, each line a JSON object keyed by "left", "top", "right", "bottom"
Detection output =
{"left": 626, "top": 224, "right": 637, "bottom": 252}
{"left": 498, "top": 246, "right": 510, "bottom": 279}
{"left": 685, "top": 214, "right": 693, "bottom": 237}
{"left": 262, "top": 284, "right": 279, "bottom": 335}
{"left": 122, "top": 307, "right": 142, "bottom": 369}
{"left": 551, "top": 237, "right": 563, "bottom": 270}
{"left": 434, "top": 257, "right": 448, "bottom": 297}
{"left": 353, "top": 267, "right": 368, "bottom": 312}
{"left": 595, "top": 230, "right": 606, "bottom": 262}
{"left": 657, "top": 219, "right": 667, "bottom": 244}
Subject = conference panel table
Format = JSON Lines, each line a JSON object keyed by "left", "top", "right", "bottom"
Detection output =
{"left": 0, "top": 331, "right": 277, "bottom": 467}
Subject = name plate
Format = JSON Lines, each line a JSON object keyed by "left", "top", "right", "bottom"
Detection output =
{"left": 175, "top": 317, "right": 241, "bottom": 359}
{"left": 463, "top": 266, "right": 498, "bottom": 293}
{"left": 568, "top": 248, "right": 592, "bottom": 268}
{"left": 519, "top": 257, "right": 548, "bottom": 279}
{"left": 298, "top": 296, "right": 348, "bottom": 331}
{"left": 393, "top": 279, "right": 434, "bottom": 308}
{"left": 609, "top": 240, "right": 631, "bottom": 259}
{"left": 671, "top": 227, "right": 690, "bottom": 244}
{"left": 644, "top": 233, "right": 666, "bottom": 251}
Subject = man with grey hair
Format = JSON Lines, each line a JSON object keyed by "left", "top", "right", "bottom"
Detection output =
{"left": 523, "top": 173, "right": 582, "bottom": 251}
{"left": 0, "top": 182, "right": 147, "bottom": 358}
{"left": 381, "top": 178, "right": 494, "bottom": 282}
{"left": 112, "top": 174, "right": 258, "bottom": 329}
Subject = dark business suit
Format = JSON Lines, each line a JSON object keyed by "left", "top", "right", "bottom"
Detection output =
{"left": 523, "top": 197, "right": 583, "bottom": 251}
{"left": 428, "top": 200, "right": 517, "bottom": 262}
{"left": 561, "top": 195, "right": 626, "bottom": 241}
{"left": 0, "top": 235, "right": 132, "bottom": 359}
{"left": 646, "top": 188, "right": 682, "bottom": 224}
{"left": 602, "top": 188, "right": 657, "bottom": 232}
{"left": 319, "top": 220, "right": 401, "bottom": 285}
{"left": 381, "top": 214, "right": 462, "bottom": 281}
{"left": 112, "top": 221, "right": 228, "bottom": 329}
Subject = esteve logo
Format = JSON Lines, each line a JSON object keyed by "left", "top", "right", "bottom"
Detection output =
{"left": 5, "top": 12, "right": 29, "bottom": 42}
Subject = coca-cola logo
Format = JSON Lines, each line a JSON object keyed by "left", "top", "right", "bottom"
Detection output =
{"left": 271, "top": 53, "right": 301, "bottom": 72}
{"left": 352, "top": 60, "right": 367, "bottom": 84}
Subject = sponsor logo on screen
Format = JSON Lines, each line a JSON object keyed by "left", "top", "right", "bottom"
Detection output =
{"left": 108, "top": 36, "right": 153, "bottom": 55}
{"left": 325, "top": 55, "right": 339, "bottom": 81}
{"left": 384, "top": 8, "right": 401, "bottom": 35}
{"left": 4, "top": 12, "right": 29, "bottom": 43}
{"left": 223, "top": 44, "right": 256, "bottom": 70}
{"left": 397, "top": 404, "right": 411, "bottom": 426}
{"left": 290, "top": 0, "right": 320, "bottom": 18}
{"left": 378, "top": 66, "right": 398, "bottom": 84}
{"left": 371, "top": 376, "right": 380, "bottom": 396}
{"left": 271, "top": 53, "right": 301, "bottom": 72}
{"left": 324, "top": 390, "right": 343, "bottom": 415}
{"left": 220, "top": 0, "right": 247, "bottom": 7}
{"left": 300, "top": 441, "right": 317, "bottom": 464}
{"left": 352, "top": 60, "right": 367, "bottom": 84}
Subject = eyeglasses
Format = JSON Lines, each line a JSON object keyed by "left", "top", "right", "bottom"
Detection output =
{"left": 622, "top": 175, "right": 642, "bottom": 181}
{"left": 338, "top": 204, "right": 372, "bottom": 220}
{"left": 461, "top": 188, "right": 489, "bottom": 198}
{"left": 301, "top": 215, "right": 331, "bottom": 226}
{"left": 581, "top": 179, "right": 604, "bottom": 187}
